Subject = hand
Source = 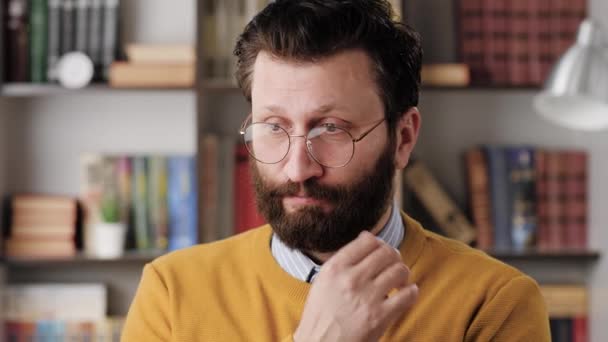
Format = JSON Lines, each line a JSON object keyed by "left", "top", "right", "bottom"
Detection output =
{"left": 293, "top": 231, "right": 418, "bottom": 342}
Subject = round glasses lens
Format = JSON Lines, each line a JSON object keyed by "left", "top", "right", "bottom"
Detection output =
{"left": 243, "top": 123, "right": 290, "bottom": 164}
{"left": 307, "top": 125, "right": 354, "bottom": 167}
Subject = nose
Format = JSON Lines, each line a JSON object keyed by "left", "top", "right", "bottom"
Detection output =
{"left": 283, "top": 136, "right": 324, "bottom": 183}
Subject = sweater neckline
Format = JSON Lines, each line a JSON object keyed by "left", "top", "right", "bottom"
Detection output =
{"left": 251, "top": 212, "right": 427, "bottom": 306}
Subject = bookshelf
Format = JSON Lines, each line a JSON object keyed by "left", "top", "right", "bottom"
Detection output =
{"left": 1, "top": 0, "right": 607, "bottom": 340}
{"left": 0, "top": 2, "right": 198, "bottom": 333}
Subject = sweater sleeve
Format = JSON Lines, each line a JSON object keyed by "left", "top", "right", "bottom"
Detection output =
{"left": 465, "top": 275, "right": 551, "bottom": 342}
{"left": 121, "top": 263, "right": 171, "bottom": 342}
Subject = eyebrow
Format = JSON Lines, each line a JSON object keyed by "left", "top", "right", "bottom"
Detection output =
{"left": 261, "top": 103, "right": 341, "bottom": 115}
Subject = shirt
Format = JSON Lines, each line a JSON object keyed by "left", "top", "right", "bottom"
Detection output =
{"left": 270, "top": 202, "right": 404, "bottom": 283}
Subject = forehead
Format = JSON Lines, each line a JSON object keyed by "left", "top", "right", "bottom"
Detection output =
{"left": 250, "top": 49, "right": 383, "bottom": 123}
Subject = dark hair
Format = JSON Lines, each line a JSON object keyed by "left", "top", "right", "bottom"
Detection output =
{"left": 234, "top": 0, "right": 422, "bottom": 132}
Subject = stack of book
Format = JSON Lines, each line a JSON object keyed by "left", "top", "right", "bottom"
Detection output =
{"left": 541, "top": 285, "right": 588, "bottom": 342}
{"left": 4, "top": 283, "right": 124, "bottom": 341}
{"left": 465, "top": 146, "right": 588, "bottom": 252}
{"left": 4, "top": 195, "right": 78, "bottom": 259}
{"left": 81, "top": 154, "right": 197, "bottom": 253}
{"left": 457, "top": 0, "right": 586, "bottom": 86}
{"left": 109, "top": 44, "right": 195, "bottom": 88}
{"left": 2, "top": 0, "right": 120, "bottom": 83}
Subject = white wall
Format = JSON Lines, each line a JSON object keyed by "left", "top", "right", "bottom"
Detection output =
{"left": 5, "top": 92, "right": 196, "bottom": 195}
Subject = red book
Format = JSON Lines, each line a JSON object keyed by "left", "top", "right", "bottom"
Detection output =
{"left": 536, "top": 150, "right": 564, "bottom": 250}
{"left": 526, "top": 0, "right": 548, "bottom": 86}
{"left": 562, "top": 150, "right": 587, "bottom": 250}
{"left": 458, "top": 0, "right": 486, "bottom": 84}
{"left": 234, "top": 144, "right": 266, "bottom": 234}
{"left": 573, "top": 316, "right": 588, "bottom": 342}
{"left": 508, "top": 0, "right": 529, "bottom": 85}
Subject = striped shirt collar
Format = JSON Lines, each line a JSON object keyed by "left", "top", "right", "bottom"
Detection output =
{"left": 270, "top": 202, "right": 405, "bottom": 283}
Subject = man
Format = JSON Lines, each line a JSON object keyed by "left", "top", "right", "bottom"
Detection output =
{"left": 122, "top": 1, "right": 550, "bottom": 341}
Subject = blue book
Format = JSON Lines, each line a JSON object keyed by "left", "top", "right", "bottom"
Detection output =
{"left": 505, "top": 147, "right": 537, "bottom": 251}
{"left": 168, "top": 156, "right": 198, "bottom": 251}
{"left": 483, "top": 145, "right": 511, "bottom": 251}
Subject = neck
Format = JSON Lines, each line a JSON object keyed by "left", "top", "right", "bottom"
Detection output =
{"left": 305, "top": 204, "right": 393, "bottom": 264}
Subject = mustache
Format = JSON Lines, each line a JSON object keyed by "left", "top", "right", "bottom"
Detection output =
{"left": 264, "top": 179, "right": 345, "bottom": 202}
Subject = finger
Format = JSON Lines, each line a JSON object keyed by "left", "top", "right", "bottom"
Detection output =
{"left": 327, "top": 231, "right": 381, "bottom": 268}
{"left": 380, "top": 283, "right": 418, "bottom": 323}
{"left": 351, "top": 242, "right": 402, "bottom": 282}
{"left": 372, "top": 263, "right": 410, "bottom": 301}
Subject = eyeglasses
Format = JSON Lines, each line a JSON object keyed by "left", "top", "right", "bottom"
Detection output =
{"left": 239, "top": 116, "right": 385, "bottom": 168}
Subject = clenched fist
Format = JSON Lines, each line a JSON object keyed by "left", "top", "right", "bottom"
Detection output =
{"left": 293, "top": 231, "right": 418, "bottom": 342}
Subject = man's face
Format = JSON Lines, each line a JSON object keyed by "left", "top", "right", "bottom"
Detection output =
{"left": 249, "top": 49, "right": 395, "bottom": 253}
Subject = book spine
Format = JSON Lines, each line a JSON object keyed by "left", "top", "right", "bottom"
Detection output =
{"left": 234, "top": 144, "right": 266, "bottom": 234}
{"left": 563, "top": 150, "right": 587, "bottom": 250}
{"left": 527, "top": 0, "right": 542, "bottom": 85}
{"left": 47, "top": 0, "right": 62, "bottom": 81}
{"left": 167, "top": 156, "right": 198, "bottom": 251}
{"left": 458, "top": 0, "right": 486, "bottom": 84}
{"left": 74, "top": 0, "right": 89, "bottom": 52}
{"left": 505, "top": 147, "right": 536, "bottom": 251}
{"left": 507, "top": 0, "right": 529, "bottom": 86}
{"left": 465, "top": 147, "right": 493, "bottom": 249}
{"left": 545, "top": 150, "right": 564, "bottom": 250}
{"left": 483, "top": 145, "right": 511, "bottom": 250}
{"left": 147, "top": 156, "right": 169, "bottom": 251}
{"left": 101, "top": 0, "right": 119, "bottom": 80}
{"left": 60, "top": 0, "right": 75, "bottom": 55}
{"left": 131, "top": 156, "right": 150, "bottom": 250}
{"left": 115, "top": 156, "right": 134, "bottom": 249}
{"left": 535, "top": 149, "right": 550, "bottom": 250}
{"left": 87, "top": 0, "right": 103, "bottom": 80}
{"left": 573, "top": 316, "right": 588, "bottom": 342}
{"left": 538, "top": 0, "right": 553, "bottom": 81}
{"left": 29, "top": 0, "right": 48, "bottom": 83}
{"left": 5, "top": 0, "right": 29, "bottom": 82}
{"left": 403, "top": 161, "right": 476, "bottom": 244}
{"left": 199, "top": 135, "right": 219, "bottom": 242}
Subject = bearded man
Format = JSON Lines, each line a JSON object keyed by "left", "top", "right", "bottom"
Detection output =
{"left": 122, "top": 1, "right": 550, "bottom": 341}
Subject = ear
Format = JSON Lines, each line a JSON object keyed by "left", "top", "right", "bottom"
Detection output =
{"left": 393, "top": 107, "right": 421, "bottom": 170}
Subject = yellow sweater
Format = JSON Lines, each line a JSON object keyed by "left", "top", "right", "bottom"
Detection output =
{"left": 122, "top": 215, "right": 550, "bottom": 341}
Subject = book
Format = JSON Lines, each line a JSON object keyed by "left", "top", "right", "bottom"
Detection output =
{"left": 87, "top": 0, "right": 103, "bottom": 80}
{"left": 47, "top": 0, "right": 62, "bottom": 81}
{"left": 234, "top": 144, "right": 266, "bottom": 234}
{"left": 4, "top": 0, "right": 29, "bottom": 82}
{"left": 29, "top": 0, "right": 48, "bottom": 83}
{"left": 147, "top": 156, "right": 169, "bottom": 250}
{"left": 125, "top": 44, "right": 196, "bottom": 65}
{"left": 505, "top": 147, "right": 537, "bottom": 251}
{"left": 483, "top": 145, "right": 511, "bottom": 250}
{"left": 60, "top": 0, "right": 75, "bottom": 55}
{"left": 167, "top": 156, "right": 198, "bottom": 251}
{"left": 421, "top": 63, "right": 470, "bottom": 87}
{"left": 131, "top": 156, "right": 150, "bottom": 250}
{"left": 108, "top": 62, "right": 195, "bottom": 88}
{"left": 5, "top": 283, "right": 107, "bottom": 321}
{"left": 403, "top": 160, "right": 476, "bottom": 244}
{"left": 74, "top": 0, "right": 89, "bottom": 52}
{"left": 101, "top": 0, "right": 119, "bottom": 80}
{"left": 465, "top": 147, "right": 493, "bottom": 249}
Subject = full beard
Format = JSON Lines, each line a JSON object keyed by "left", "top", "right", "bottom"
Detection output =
{"left": 252, "top": 143, "right": 396, "bottom": 253}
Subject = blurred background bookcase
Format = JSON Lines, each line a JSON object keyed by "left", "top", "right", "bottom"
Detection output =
{"left": 1, "top": 0, "right": 607, "bottom": 340}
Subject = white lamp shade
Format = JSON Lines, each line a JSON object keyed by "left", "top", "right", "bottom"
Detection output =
{"left": 534, "top": 19, "right": 608, "bottom": 131}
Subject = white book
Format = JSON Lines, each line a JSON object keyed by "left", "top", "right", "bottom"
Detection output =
{"left": 5, "top": 283, "right": 107, "bottom": 321}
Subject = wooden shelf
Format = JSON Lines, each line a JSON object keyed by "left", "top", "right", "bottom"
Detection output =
{"left": 198, "top": 79, "right": 541, "bottom": 92}
{"left": 0, "top": 83, "right": 194, "bottom": 96}
{"left": 3, "top": 250, "right": 166, "bottom": 266}
{"left": 487, "top": 249, "right": 601, "bottom": 262}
